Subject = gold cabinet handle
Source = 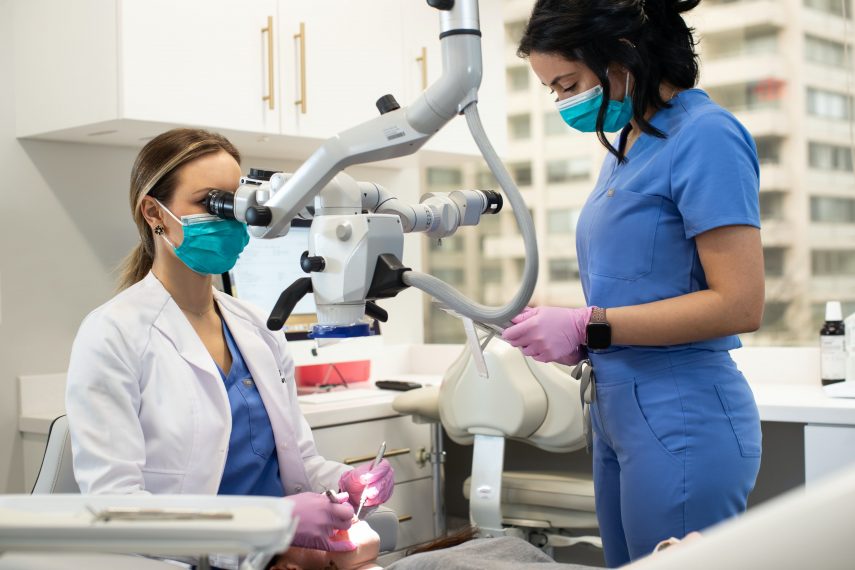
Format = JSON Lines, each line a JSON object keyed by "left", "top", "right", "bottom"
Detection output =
{"left": 343, "top": 447, "right": 410, "bottom": 465}
{"left": 294, "top": 22, "right": 307, "bottom": 114}
{"left": 398, "top": 515, "right": 413, "bottom": 523}
{"left": 415, "top": 46, "right": 428, "bottom": 90}
{"left": 261, "top": 16, "right": 274, "bottom": 110}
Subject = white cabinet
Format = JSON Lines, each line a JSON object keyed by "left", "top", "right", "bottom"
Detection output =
{"left": 120, "top": 0, "right": 281, "bottom": 135}
{"left": 278, "top": 0, "right": 406, "bottom": 139}
{"left": 14, "top": 0, "right": 280, "bottom": 138}
{"left": 14, "top": 0, "right": 505, "bottom": 158}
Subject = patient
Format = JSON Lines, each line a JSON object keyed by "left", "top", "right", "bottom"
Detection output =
{"left": 270, "top": 519, "right": 381, "bottom": 570}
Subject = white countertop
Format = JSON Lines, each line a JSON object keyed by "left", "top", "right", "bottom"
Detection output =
{"left": 18, "top": 344, "right": 855, "bottom": 435}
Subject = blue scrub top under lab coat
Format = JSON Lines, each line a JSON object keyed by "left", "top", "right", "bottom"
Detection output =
{"left": 216, "top": 319, "right": 285, "bottom": 497}
{"left": 575, "top": 89, "right": 761, "bottom": 354}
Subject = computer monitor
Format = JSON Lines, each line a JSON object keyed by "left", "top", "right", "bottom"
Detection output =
{"left": 222, "top": 219, "right": 316, "bottom": 341}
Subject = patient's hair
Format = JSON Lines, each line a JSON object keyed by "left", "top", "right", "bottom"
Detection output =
{"left": 406, "top": 525, "right": 479, "bottom": 556}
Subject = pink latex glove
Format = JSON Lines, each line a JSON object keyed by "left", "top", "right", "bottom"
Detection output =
{"left": 502, "top": 306, "right": 593, "bottom": 365}
{"left": 338, "top": 458, "right": 395, "bottom": 511}
{"left": 288, "top": 491, "right": 357, "bottom": 552}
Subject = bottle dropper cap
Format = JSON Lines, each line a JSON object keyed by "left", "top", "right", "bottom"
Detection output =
{"left": 826, "top": 301, "right": 843, "bottom": 322}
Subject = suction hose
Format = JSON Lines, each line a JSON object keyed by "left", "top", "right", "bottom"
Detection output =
{"left": 401, "top": 102, "right": 539, "bottom": 326}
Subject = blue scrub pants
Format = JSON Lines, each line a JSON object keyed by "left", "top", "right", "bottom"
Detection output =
{"left": 588, "top": 350, "right": 761, "bottom": 567}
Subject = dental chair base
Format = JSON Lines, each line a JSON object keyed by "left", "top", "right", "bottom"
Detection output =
{"left": 393, "top": 343, "right": 602, "bottom": 552}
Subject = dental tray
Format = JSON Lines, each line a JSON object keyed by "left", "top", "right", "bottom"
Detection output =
{"left": 0, "top": 494, "right": 296, "bottom": 556}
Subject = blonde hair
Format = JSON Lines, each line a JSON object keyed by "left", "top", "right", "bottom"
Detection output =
{"left": 117, "top": 128, "right": 240, "bottom": 290}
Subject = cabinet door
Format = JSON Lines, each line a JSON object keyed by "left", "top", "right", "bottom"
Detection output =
{"left": 401, "top": 0, "right": 507, "bottom": 156}
{"left": 278, "top": 0, "right": 405, "bottom": 138}
{"left": 120, "top": 0, "right": 280, "bottom": 134}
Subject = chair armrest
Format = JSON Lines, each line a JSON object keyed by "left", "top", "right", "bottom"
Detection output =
{"left": 391, "top": 386, "right": 440, "bottom": 422}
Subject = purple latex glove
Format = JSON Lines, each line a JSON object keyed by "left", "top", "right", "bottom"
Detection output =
{"left": 288, "top": 491, "right": 356, "bottom": 552}
{"left": 502, "top": 306, "right": 593, "bottom": 365}
{"left": 338, "top": 458, "right": 395, "bottom": 511}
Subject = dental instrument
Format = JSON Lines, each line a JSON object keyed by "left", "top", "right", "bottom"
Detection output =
{"left": 356, "top": 441, "right": 387, "bottom": 519}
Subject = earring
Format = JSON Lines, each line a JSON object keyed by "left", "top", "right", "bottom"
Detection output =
{"left": 154, "top": 225, "right": 164, "bottom": 235}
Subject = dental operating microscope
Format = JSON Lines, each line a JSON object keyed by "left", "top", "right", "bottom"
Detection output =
{"left": 204, "top": 0, "right": 538, "bottom": 343}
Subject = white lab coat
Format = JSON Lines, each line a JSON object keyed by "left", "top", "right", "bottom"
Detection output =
{"left": 66, "top": 272, "right": 349, "bottom": 495}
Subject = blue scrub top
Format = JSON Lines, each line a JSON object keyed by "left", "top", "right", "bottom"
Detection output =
{"left": 216, "top": 319, "right": 285, "bottom": 497}
{"left": 576, "top": 89, "right": 760, "bottom": 354}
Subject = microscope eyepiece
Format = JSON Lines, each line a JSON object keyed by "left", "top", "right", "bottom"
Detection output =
{"left": 482, "top": 190, "right": 503, "bottom": 215}
{"left": 205, "top": 189, "right": 236, "bottom": 219}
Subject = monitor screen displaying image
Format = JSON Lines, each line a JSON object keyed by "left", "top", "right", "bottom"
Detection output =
{"left": 223, "top": 220, "right": 316, "bottom": 340}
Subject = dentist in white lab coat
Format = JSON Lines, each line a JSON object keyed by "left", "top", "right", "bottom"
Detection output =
{"left": 66, "top": 128, "right": 394, "bottom": 553}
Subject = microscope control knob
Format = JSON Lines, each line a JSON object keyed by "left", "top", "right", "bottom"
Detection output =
{"left": 300, "top": 251, "right": 326, "bottom": 273}
{"left": 336, "top": 221, "right": 353, "bottom": 241}
{"left": 427, "top": 0, "right": 455, "bottom": 10}
{"left": 376, "top": 94, "right": 401, "bottom": 115}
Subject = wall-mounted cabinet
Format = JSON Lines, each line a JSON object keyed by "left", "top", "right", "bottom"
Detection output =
{"left": 14, "top": 0, "right": 505, "bottom": 160}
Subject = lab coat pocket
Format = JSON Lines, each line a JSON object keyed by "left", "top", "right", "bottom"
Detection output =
{"left": 140, "top": 468, "right": 186, "bottom": 494}
{"left": 588, "top": 190, "right": 662, "bottom": 281}
{"left": 629, "top": 378, "right": 687, "bottom": 459}
{"left": 237, "top": 379, "right": 277, "bottom": 460}
{"left": 715, "top": 382, "right": 762, "bottom": 458}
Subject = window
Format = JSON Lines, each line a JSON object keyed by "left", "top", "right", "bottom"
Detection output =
{"left": 433, "top": 268, "right": 465, "bottom": 285}
{"left": 508, "top": 114, "right": 531, "bottom": 140}
{"left": 546, "top": 157, "right": 590, "bottom": 183}
{"left": 704, "top": 28, "right": 778, "bottom": 59}
{"left": 547, "top": 208, "right": 580, "bottom": 234}
{"left": 427, "top": 167, "right": 462, "bottom": 186}
{"left": 549, "top": 259, "right": 580, "bottom": 281}
{"left": 509, "top": 162, "right": 533, "bottom": 186}
{"left": 544, "top": 112, "right": 570, "bottom": 136}
{"left": 803, "top": 0, "right": 853, "bottom": 18}
{"left": 811, "top": 196, "right": 855, "bottom": 223}
{"left": 807, "top": 88, "right": 853, "bottom": 120}
{"left": 507, "top": 67, "right": 529, "bottom": 92}
{"left": 708, "top": 81, "right": 785, "bottom": 112}
{"left": 481, "top": 266, "right": 503, "bottom": 285}
{"left": 764, "top": 247, "right": 786, "bottom": 277}
{"left": 505, "top": 20, "right": 527, "bottom": 44}
{"left": 755, "top": 137, "right": 783, "bottom": 164}
{"left": 812, "top": 250, "right": 855, "bottom": 276}
{"left": 759, "top": 191, "right": 786, "bottom": 220}
{"left": 808, "top": 142, "right": 854, "bottom": 172}
{"left": 761, "top": 301, "right": 789, "bottom": 332}
{"left": 476, "top": 170, "right": 497, "bottom": 188}
{"left": 429, "top": 236, "right": 464, "bottom": 252}
{"left": 805, "top": 35, "right": 852, "bottom": 68}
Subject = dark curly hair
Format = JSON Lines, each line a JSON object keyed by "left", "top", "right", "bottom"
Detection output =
{"left": 517, "top": 0, "right": 702, "bottom": 162}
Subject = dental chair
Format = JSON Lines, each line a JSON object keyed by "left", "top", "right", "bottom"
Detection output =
{"left": 32, "top": 414, "right": 399, "bottom": 553}
{"left": 393, "top": 341, "right": 601, "bottom": 552}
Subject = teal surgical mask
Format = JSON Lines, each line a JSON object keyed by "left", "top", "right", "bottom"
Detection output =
{"left": 156, "top": 199, "right": 249, "bottom": 275}
{"left": 556, "top": 71, "right": 633, "bottom": 133}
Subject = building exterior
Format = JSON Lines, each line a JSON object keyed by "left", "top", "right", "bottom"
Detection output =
{"left": 424, "top": 0, "right": 855, "bottom": 345}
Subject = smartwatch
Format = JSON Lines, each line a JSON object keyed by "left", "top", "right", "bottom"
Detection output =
{"left": 586, "top": 306, "right": 611, "bottom": 350}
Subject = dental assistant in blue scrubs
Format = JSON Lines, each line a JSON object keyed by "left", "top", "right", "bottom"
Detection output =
{"left": 503, "top": 0, "right": 764, "bottom": 566}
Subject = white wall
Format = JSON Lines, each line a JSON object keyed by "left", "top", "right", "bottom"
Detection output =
{"left": 0, "top": 0, "right": 423, "bottom": 493}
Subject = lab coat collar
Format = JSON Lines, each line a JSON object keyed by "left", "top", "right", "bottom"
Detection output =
{"left": 145, "top": 273, "right": 225, "bottom": 386}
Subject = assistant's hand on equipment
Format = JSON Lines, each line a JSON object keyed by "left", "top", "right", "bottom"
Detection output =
{"left": 339, "top": 459, "right": 395, "bottom": 511}
{"left": 502, "top": 306, "right": 593, "bottom": 365}
{"left": 289, "top": 491, "right": 356, "bottom": 552}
